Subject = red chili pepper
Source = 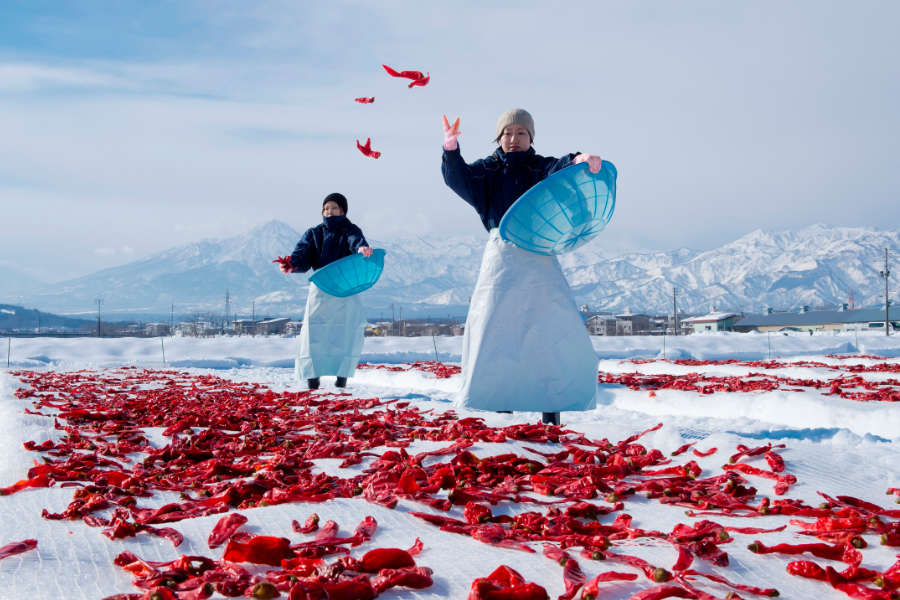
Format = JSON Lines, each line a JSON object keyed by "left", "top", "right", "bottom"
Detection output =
{"left": 292, "top": 513, "right": 319, "bottom": 534}
{"left": 580, "top": 571, "right": 638, "bottom": 599}
{"left": 320, "top": 578, "right": 376, "bottom": 600}
{"left": 692, "top": 447, "right": 717, "bottom": 458}
{"left": 356, "top": 137, "right": 381, "bottom": 159}
{"left": 560, "top": 557, "right": 586, "bottom": 600}
{"left": 208, "top": 512, "right": 247, "bottom": 548}
{"left": 465, "top": 501, "right": 493, "bottom": 524}
{"left": 625, "top": 585, "right": 696, "bottom": 599}
{"left": 407, "top": 538, "right": 423, "bottom": 556}
{"left": 764, "top": 451, "right": 785, "bottom": 473}
{"left": 372, "top": 566, "right": 434, "bottom": 593}
{"left": 280, "top": 555, "right": 322, "bottom": 576}
{"left": 671, "top": 442, "right": 696, "bottom": 456}
{"left": 747, "top": 539, "right": 857, "bottom": 562}
{"left": 359, "top": 547, "right": 415, "bottom": 572}
{"left": 222, "top": 535, "right": 294, "bottom": 566}
{"left": 0, "top": 538, "right": 37, "bottom": 560}
{"left": 684, "top": 568, "right": 780, "bottom": 596}
{"left": 672, "top": 545, "right": 694, "bottom": 571}
{"left": 468, "top": 565, "right": 549, "bottom": 600}
{"left": 605, "top": 551, "right": 672, "bottom": 583}
{"left": 786, "top": 560, "right": 827, "bottom": 580}
{"left": 724, "top": 525, "right": 786, "bottom": 535}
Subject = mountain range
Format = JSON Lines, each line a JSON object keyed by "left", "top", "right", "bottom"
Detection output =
{"left": 3, "top": 222, "right": 897, "bottom": 319}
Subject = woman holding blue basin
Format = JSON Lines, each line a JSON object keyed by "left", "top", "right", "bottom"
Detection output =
{"left": 441, "top": 108, "right": 604, "bottom": 424}
{"left": 279, "top": 192, "right": 374, "bottom": 390}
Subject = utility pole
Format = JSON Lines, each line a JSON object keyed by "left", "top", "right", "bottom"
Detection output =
{"left": 251, "top": 300, "right": 256, "bottom": 322}
{"left": 170, "top": 303, "right": 174, "bottom": 331}
{"left": 224, "top": 290, "right": 230, "bottom": 332}
{"left": 880, "top": 248, "right": 891, "bottom": 336}
{"left": 95, "top": 298, "right": 103, "bottom": 337}
{"left": 672, "top": 288, "right": 679, "bottom": 336}
{"left": 391, "top": 303, "right": 396, "bottom": 336}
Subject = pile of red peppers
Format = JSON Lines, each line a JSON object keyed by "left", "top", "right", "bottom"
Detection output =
{"left": 2, "top": 364, "right": 898, "bottom": 599}
{"left": 602, "top": 357, "right": 900, "bottom": 403}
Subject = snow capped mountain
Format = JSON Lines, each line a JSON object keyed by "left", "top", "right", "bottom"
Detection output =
{"left": 0, "top": 262, "right": 45, "bottom": 301}
{"left": 571, "top": 225, "right": 899, "bottom": 314}
{"left": 10, "top": 222, "right": 899, "bottom": 317}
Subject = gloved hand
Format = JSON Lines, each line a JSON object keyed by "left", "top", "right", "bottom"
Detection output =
{"left": 573, "top": 153, "right": 603, "bottom": 173}
{"left": 357, "top": 246, "right": 374, "bottom": 258}
{"left": 273, "top": 256, "right": 294, "bottom": 273}
{"left": 442, "top": 114, "right": 461, "bottom": 151}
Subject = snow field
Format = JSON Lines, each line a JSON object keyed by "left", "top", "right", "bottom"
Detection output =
{"left": 0, "top": 334, "right": 899, "bottom": 600}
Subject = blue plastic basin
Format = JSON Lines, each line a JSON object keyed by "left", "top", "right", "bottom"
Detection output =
{"left": 309, "top": 249, "right": 386, "bottom": 297}
{"left": 499, "top": 161, "right": 617, "bottom": 255}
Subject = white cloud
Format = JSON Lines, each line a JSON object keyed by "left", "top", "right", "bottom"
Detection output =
{"left": 0, "top": 63, "right": 117, "bottom": 92}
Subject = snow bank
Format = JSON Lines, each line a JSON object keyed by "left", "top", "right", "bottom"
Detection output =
{"left": 4, "top": 332, "right": 900, "bottom": 369}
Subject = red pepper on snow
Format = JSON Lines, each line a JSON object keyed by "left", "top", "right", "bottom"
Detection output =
{"left": 359, "top": 547, "right": 415, "bottom": 572}
{"left": 0, "top": 538, "right": 37, "bottom": 560}
{"left": 208, "top": 512, "right": 247, "bottom": 549}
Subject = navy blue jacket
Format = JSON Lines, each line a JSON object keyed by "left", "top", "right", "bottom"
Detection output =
{"left": 289, "top": 215, "right": 368, "bottom": 272}
{"left": 442, "top": 146, "right": 577, "bottom": 231}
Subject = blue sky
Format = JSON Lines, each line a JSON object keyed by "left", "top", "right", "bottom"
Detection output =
{"left": 1, "top": 1, "right": 899, "bottom": 283}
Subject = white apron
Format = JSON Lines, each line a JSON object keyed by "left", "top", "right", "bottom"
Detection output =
{"left": 295, "top": 282, "right": 366, "bottom": 380}
{"left": 456, "top": 229, "right": 598, "bottom": 412}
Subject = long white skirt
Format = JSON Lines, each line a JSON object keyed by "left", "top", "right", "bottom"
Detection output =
{"left": 456, "top": 229, "right": 598, "bottom": 412}
{"left": 295, "top": 282, "right": 366, "bottom": 380}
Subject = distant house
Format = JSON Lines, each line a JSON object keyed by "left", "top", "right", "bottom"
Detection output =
{"left": 257, "top": 317, "right": 290, "bottom": 335}
{"left": 681, "top": 312, "right": 740, "bottom": 334}
{"left": 586, "top": 314, "right": 616, "bottom": 336}
{"left": 735, "top": 307, "right": 898, "bottom": 333}
{"left": 145, "top": 323, "right": 170, "bottom": 337}
{"left": 233, "top": 319, "right": 257, "bottom": 335}
{"left": 616, "top": 313, "right": 650, "bottom": 335}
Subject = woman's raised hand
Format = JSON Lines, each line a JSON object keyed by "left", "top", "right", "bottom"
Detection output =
{"left": 573, "top": 153, "right": 603, "bottom": 173}
{"left": 357, "top": 245, "right": 374, "bottom": 258}
{"left": 442, "top": 114, "right": 461, "bottom": 151}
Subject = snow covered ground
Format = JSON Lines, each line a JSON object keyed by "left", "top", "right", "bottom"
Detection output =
{"left": 1, "top": 333, "right": 898, "bottom": 599}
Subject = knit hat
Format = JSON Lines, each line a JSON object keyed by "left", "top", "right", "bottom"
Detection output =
{"left": 495, "top": 108, "right": 534, "bottom": 142}
{"left": 323, "top": 192, "right": 348, "bottom": 214}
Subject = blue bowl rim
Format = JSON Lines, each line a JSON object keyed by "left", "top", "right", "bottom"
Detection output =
{"left": 309, "top": 248, "right": 386, "bottom": 296}
{"left": 498, "top": 161, "right": 617, "bottom": 255}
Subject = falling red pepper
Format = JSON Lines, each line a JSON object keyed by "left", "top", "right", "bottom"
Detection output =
{"left": 356, "top": 137, "right": 382, "bottom": 159}
{"left": 382, "top": 64, "right": 430, "bottom": 88}
{"left": 354, "top": 96, "right": 375, "bottom": 103}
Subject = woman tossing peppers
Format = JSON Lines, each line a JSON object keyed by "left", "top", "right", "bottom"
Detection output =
{"left": 441, "top": 108, "right": 604, "bottom": 424}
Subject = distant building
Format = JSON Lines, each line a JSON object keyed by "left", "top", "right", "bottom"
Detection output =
{"left": 586, "top": 314, "right": 617, "bottom": 336}
{"left": 735, "top": 307, "right": 898, "bottom": 333}
{"left": 145, "top": 323, "right": 170, "bottom": 337}
{"left": 681, "top": 312, "right": 740, "bottom": 334}
{"left": 256, "top": 317, "right": 290, "bottom": 335}
{"left": 616, "top": 313, "right": 650, "bottom": 335}
{"left": 232, "top": 319, "right": 257, "bottom": 335}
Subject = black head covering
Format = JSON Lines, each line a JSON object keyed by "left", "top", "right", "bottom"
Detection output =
{"left": 323, "top": 192, "right": 348, "bottom": 214}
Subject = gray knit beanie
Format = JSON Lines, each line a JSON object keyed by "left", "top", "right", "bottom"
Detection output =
{"left": 495, "top": 108, "right": 535, "bottom": 142}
